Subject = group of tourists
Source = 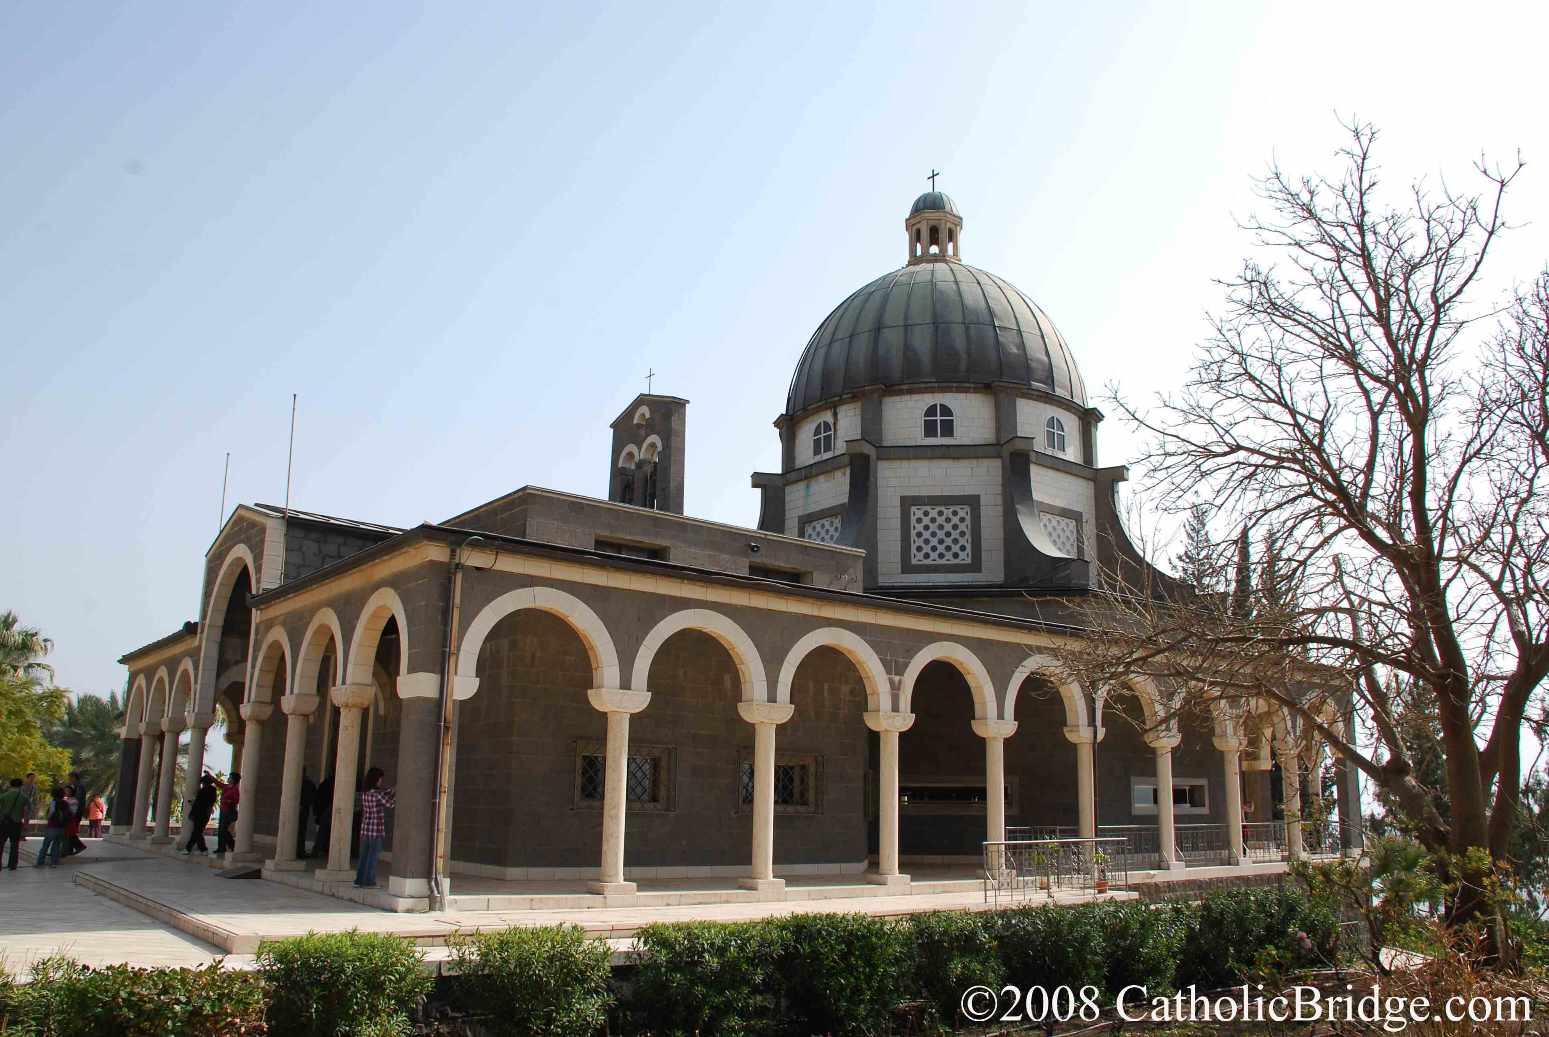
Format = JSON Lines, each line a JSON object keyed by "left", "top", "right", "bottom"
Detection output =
{"left": 0, "top": 772, "right": 107, "bottom": 870}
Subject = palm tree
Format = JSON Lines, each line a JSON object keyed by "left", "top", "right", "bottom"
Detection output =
{"left": 45, "top": 691, "right": 126, "bottom": 800}
{"left": 0, "top": 610, "right": 53, "bottom": 683}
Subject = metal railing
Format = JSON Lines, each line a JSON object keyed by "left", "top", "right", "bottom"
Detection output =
{"left": 1301, "top": 818, "right": 1354, "bottom": 857}
{"left": 983, "top": 837, "right": 1131, "bottom": 906}
{"left": 1096, "top": 825, "right": 1163, "bottom": 869}
{"left": 1241, "top": 821, "right": 1287, "bottom": 862}
{"left": 1004, "top": 826, "right": 1077, "bottom": 842}
{"left": 1175, "top": 823, "right": 1230, "bottom": 866}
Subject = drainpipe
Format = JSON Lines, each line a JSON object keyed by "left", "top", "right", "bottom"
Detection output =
{"left": 429, "top": 536, "right": 482, "bottom": 910}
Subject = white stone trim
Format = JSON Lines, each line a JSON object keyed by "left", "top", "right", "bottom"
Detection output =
{"left": 631, "top": 608, "right": 768, "bottom": 703}
{"left": 774, "top": 627, "right": 891, "bottom": 713}
{"left": 250, "top": 626, "right": 293, "bottom": 704}
{"left": 171, "top": 657, "right": 197, "bottom": 719}
{"left": 148, "top": 667, "right": 171, "bottom": 720}
{"left": 396, "top": 672, "right": 440, "bottom": 699}
{"left": 1002, "top": 653, "right": 1090, "bottom": 730}
{"left": 898, "top": 641, "right": 995, "bottom": 720}
{"left": 1096, "top": 674, "right": 1167, "bottom": 732}
{"left": 448, "top": 859, "right": 870, "bottom": 881}
{"left": 345, "top": 587, "right": 410, "bottom": 687}
{"left": 457, "top": 586, "right": 622, "bottom": 692}
{"left": 124, "top": 675, "right": 148, "bottom": 737}
{"left": 294, "top": 607, "right": 345, "bottom": 698}
{"left": 195, "top": 543, "right": 258, "bottom": 716}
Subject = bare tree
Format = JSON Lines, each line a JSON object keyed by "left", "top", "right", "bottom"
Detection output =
{"left": 1065, "top": 121, "right": 1549, "bottom": 955}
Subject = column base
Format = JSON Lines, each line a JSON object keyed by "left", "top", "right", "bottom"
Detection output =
{"left": 1161, "top": 859, "right": 1187, "bottom": 872}
{"left": 389, "top": 875, "right": 430, "bottom": 898}
{"left": 266, "top": 858, "right": 308, "bottom": 872}
{"left": 587, "top": 880, "right": 638, "bottom": 895}
{"left": 738, "top": 877, "right": 786, "bottom": 895}
{"left": 148, "top": 835, "right": 174, "bottom": 846}
{"left": 314, "top": 868, "right": 357, "bottom": 884}
{"left": 865, "top": 872, "right": 911, "bottom": 889}
{"left": 229, "top": 851, "right": 264, "bottom": 865}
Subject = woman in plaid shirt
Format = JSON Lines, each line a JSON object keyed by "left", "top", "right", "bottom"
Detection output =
{"left": 354, "top": 767, "right": 394, "bottom": 889}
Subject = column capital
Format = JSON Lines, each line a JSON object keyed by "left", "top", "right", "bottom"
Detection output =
{"left": 280, "top": 693, "right": 321, "bottom": 716}
{"left": 451, "top": 675, "right": 480, "bottom": 701}
{"left": 863, "top": 710, "right": 915, "bottom": 733}
{"left": 970, "top": 718, "right": 1017, "bottom": 740}
{"left": 588, "top": 688, "right": 651, "bottom": 714}
{"left": 1063, "top": 725, "right": 1102, "bottom": 744}
{"left": 329, "top": 683, "right": 375, "bottom": 710}
{"left": 240, "top": 701, "right": 274, "bottom": 723}
{"left": 737, "top": 701, "right": 794, "bottom": 726}
{"left": 138, "top": 722, "right": 159, "bottom": 738}
{"left": 1145, "top": 732, "right": 1181, "bottom": 752}
{"left": 1213, "top": 735, "right": 1247, "bottom": 753}
{"left": 187, "top": 712, "right": 215, "bottom": 729}
{"left": 1276, "top": 748, "right": 1303, "bottom": 769}
{"left": 396, "top": 672, "right": 440, "bottom": 700}
{"left": 161, "top": 716, "right": 187, "bottom": 735}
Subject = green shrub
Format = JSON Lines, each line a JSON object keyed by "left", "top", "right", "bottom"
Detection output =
{"left": 906, "top": 911, "right": 1003, "bottom": 1031}
{"left": 1, "top": 957, "right": 265, "bottom": 1037}
{"left": 633, "top": 921, "right": 778, "bottom": 1037}
{"left": 1178, "top": 886, "right": 1340, "bottom": 986}
{"left": 258, "top": 930, "right": 429, "bottom": 1037}
{"left": 450, "top": 925, "right": 612, "bottom": 1037}
{"left": 1096, "top": 901, "right": 1188, "bottom": 997}
{"left": 771, "top": 913, "right": 909, "bottom": 1036}
{"left": 992, "top": 903, "right": 1106, "bottom": 997}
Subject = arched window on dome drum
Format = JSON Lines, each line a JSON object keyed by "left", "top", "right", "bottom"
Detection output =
{"left": 1045, "top": 416, "right": 1068, "bottom": 454}
{"left": 923, "top": 403, "right": 955, "bottom": 439}
{"left": 812, "top": 419, "right": 834, "bottom": 457}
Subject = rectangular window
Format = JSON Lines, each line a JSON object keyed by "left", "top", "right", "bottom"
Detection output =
{"left": 1131, "top": 777, "right": 1209, "bottom": 816}
{"left": 898, "top": 777, "right": 1017, "bottom": 814}
{"left": 575, "top": 742, "right": 671, "bottom": 811}
{"left": 749, "top": 563, "right": 806, "bottom": 583}
{"left": 738, "top": 755, "right": 818, "bottom": 813}
{"left": 594, "top": 538, "right": 665, "bottom": 561}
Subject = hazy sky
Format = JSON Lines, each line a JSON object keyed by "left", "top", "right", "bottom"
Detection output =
{"left": 3, "top": 0, "right": 1546, "bottom": 774}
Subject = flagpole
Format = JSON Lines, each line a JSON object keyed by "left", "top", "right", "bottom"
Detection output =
{"left": 284, "top": 394, "right": 297, "bottom": 519}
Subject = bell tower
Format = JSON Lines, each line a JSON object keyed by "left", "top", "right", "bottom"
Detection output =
{"left": 905, "top": 183, "right": 962, "bottom": 265}
{"left": 607, "top": 393, "right": 687, "bottom": 514}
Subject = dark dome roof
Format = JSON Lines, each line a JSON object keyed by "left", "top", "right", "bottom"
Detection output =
{"left": 785, "top": 262, "right": 1087, "bottom": 416}
{"left": 909, "top": 191, "right": 959, "bottom": 216}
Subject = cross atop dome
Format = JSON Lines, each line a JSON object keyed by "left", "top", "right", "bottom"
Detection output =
{"left": 905, "top": 188, "right": 962, "bottom": 264}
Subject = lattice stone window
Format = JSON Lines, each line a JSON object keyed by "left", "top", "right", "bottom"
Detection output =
{"left": 738, "top": 755, "right": 818, "bottom": 813}
{"left": 802, "top": 513, "right": 842, "bottom": 545}
{"left": 575, "top": 742, "right": 671, "bottom": 811}
{"left": 910, "top": 503, "right": 973, "bottom": 565}
{"left": 1041, "top": 512, "right": 1081, "bottom": 558}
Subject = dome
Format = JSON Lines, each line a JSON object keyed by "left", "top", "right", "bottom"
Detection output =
{"left": 784, "top": 261, "right": 1087, "bottom": 416}
{"left": 910, "top": 190, "right": 959, "bottom": 216}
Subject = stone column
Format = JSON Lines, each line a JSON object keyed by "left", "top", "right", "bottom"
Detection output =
{"left": 586, "top": 688, "right": 652, "bottom": 895}
{"left": 150, "top": 717, "right": 186, "bottom": 843}
{"left": 268, "top": 693, "right": 319, "bottom": 871}
{"left": 112, "top": 737, "right": 141, "bottom": 828}
{"left": 971, "top": 719, "right": 1017, "bottom": 846}
{"left": 863, "top": 710, "right": 915, "bottom": 888}
{"left": 1148, "top": 733, "right": 1184, "bottom": 870}
{"left": 181, "top": 714, "right": 213, "bottom": 820}
{"left": 389, "top": 673, "right": 445, "bottom": 900}
{"left": 1064, "top": 726, "right": 1099, "bottom": 839}
{"left": 232, "top": 701, "right": 273, "bottom": 861}
{"left": 318, "top": 683, "right": 374, "bottom": 882}
{"left": 1279, "top": 751, "right": 1305, "bottom": 860}
{"left": 130, "top": 723, "right": 159, "bottom": 839}
{"left": 1215, "top": 736, "right": 1246, "bottom": 864}
{"left": 737, "top": 701, "right": 795, "bottom": 894}
{"left": 1334, "top": 753, "right": 1364, "bottom": 853}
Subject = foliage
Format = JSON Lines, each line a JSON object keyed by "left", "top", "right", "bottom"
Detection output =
{"left": 1170, "top": 501, "right": 1225, "bottom": 593}
{"left": 905, "top": 911, "right": 1003, "bottom": 1032}
{"left": 1294, "top": 838, "right": 1446, "bottom": 974}
{"left": 769, "top": 913, "right": 910, "bottom": 1036}
{"left": 257, "top": 931, "right": 429, "bottom": 1037}
{"left": 1097, "top": 900, "right": 1188, "bottom": 996}
{"left": 1, "top": 956, "right": 265, "bottom": 1037}
{"left": 992, "top": 903, "right": 1106, "bottom": 998}
{"left": 632, "top": 921, "right": 777, "bottom": 1037}
{"left": 42, "top": 691, "right": 125, "bottom": 801}
{"left": 1177, "top": 885, "right": 1339, "bottom": 987}
{"left": 450, "top": 925, "right": 611, "bottom": 1037}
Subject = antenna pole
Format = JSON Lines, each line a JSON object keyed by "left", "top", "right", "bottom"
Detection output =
{"left": 283, "top": 393, "right": 297, "bottom": 519}
{"left": 218, "top": 452, "right": 230, "bottom": 532}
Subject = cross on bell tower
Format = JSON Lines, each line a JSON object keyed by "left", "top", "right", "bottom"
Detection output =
{"left": 927, "top": 168, "right": 941, "bottom": 191}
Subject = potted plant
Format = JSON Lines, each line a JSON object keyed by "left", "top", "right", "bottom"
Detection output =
{"left": 1029, "top": 846, "right": 1053, "bottom": 893}
{"left": 1093, "top": 849, "right": 1110, "bottom": 894}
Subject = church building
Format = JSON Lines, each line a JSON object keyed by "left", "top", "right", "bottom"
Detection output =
{"left": 112, "top": 191, "right": 1361, "bottom": 910}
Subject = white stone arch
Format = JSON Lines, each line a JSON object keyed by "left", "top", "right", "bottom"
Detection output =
{"left": 249, "top": 626, "right": 292, "bottom": 703}
{"left": 632, "top": 404, "right": 651, "bottom": 425}
{"left": 346, "top": 587, "right": 410, "bottom": 687}
{"left": 1002, "top": 654, "right": 1090, "bottom": 730}
{"left": 1095, "top": 674, "right": 1170, "bottom": 735}
{"left": 458, "top": 586, "right": 621, "bottom": 692}
{"left": 774, "top": 627, "right": 890, "bottom": 712}
{"left": 618, "top": 444, "right": 639, "bottom": 469}
{"left": 295, "top": 608, "right": 346, "bottom": 696}
{"left": 124, "top": 674, "right": 148, "bottom": 737}
{"left": 146, "top": 668, "right": 171, "bottom": 724}
{"left": 631, "top": 608, "right": 768, "bottom": 703}
{"left": 170, "top": 657, "right": 197, "bottom": 719}
{"left": 898, "top": 641, "right": 995, "bottom": 720}
{"left": 640, "top": 434, "right": 662, "bottom": 461}
{"left": 195, "top": 543, "right": 257, "bottom": 715}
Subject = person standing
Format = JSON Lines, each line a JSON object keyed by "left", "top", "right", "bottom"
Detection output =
{"left": 312, "top": 773, "right": 334, "bottom": 859}
{"left": 33, "top": 787, "right": 71, "bottom": 868}
{"left": 0, "top": 779, "right": 27, "bottom": 871}
{"left": 353, "top": 767, "right": 394, "bottom": 889}
{"left": 62, "top": 773, "right": 86, "bottom": 857}
{"left": 215, "top": 773, "right": 239, "bottom": 856}
{"left": 84, "top": 793, "right": 106, "bottom": 838}
{"left": 297, "top": 768, "right": 317, "bottom": 859}
{"left": 183, "top": 774, "right": 218, "bottom": 854}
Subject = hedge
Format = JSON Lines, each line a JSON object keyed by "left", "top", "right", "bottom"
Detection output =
{"left": 1, "top": 957, "right": 265, "bottom": 1037}
{"left": 450, "top": 924, "right": 612, "bottom": 1037}
{"left": 257, "top": 930, "right": 432, "bottom": 1037}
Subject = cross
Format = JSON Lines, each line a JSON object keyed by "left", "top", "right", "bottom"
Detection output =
{"left": 645, "top": 368, "right": 655, "bottom": 393}
{"left": 927, "top": 168, "right": 941, "bottom": 191}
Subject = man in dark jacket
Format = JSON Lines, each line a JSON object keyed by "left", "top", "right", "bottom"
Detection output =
{"left": 312, "top": 773, "right": 333, "bottom": 859}
{"left": 183, "top": 773, "right": 218, "bottom": 854}
{"left": 297, "top": 769, "right": 317, "bottom": 858}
